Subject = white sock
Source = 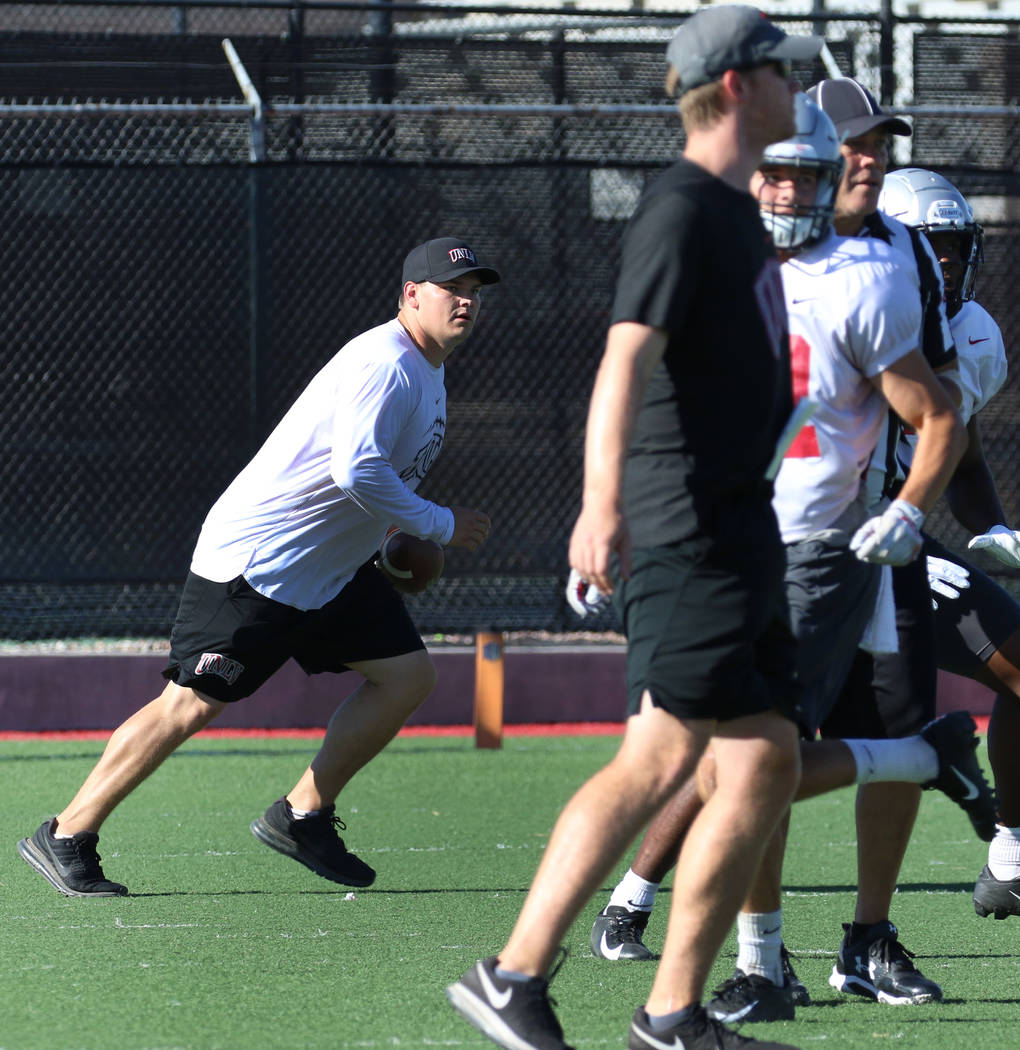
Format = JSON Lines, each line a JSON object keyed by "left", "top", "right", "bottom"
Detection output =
{"left": 288, "top": 805, "right": 323, "bottom": 819}
{"left": 989, "top": 825, "right": 1020, "bottom": 881}
{"left": 843, "top": 736, "right": 937, "bottom": 784}
{"left": 736, "top": 910, "right": 783, "bottom": 986}
{"left": 608, "top": 868, "right": 659, "bottom": 912}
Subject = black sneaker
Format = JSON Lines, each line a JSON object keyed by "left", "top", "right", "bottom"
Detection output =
{"left": 974, "top": 865, "right": 1020, "bottom": 919}
{"left": 590, "top": 906, "right": 654, "bottom": 960}
{"left": 920, "top": 711, "right": 997, "bottom": 841}
{"left": 781, "top": 945, "right": 811, "bottom": 1007}
{"left": 629, "top": 1005, "right": 800, "bottom": 1050}
{"left": 708, "top": 972, "right": 795, "bottom": 1023}
{"left": 828, "top": 921, "right": 942, "bottom": 1004}
{"left": 250, "top": 798, "right": 375, "bottom": 887}
{"left": 17, "top": 819, "right": 128, "bottom": 897}
{"left": 446, "top": 955, "right": 574, "bottom": 1050}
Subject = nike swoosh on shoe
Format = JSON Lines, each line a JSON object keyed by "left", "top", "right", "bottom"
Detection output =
{"left": 599, "top": 930, "right": 625, "bottom": 961}
{"left": 631, "top": 1021, "right": 688, "bottom": 1050}
{"left": 477, "top": 962, "right": 513, "bottom": 1009}
{"left": 713, "top": 1000, "right": 763, "bottom": 1024}
{"left": 950, "top": 767, "right": 980, "bottom": 801}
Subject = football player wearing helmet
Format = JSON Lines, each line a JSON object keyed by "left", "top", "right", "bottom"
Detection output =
{"left": 878, "top": 169, "right": 1020, "bottom": 922}
{"left": 587, "top": 97, "right": 978, "bottom": 1023}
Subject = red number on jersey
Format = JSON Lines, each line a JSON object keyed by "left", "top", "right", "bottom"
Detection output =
{"left": 787, "top": 334, "right": 820, "bottom": 459}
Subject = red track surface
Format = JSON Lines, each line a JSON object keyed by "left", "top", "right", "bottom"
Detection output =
{"left": 0, "top": 717, "right": 989, "bottom": 741}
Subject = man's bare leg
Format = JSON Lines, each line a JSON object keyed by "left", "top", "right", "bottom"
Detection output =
{"left": 287, "top": 649, "right": 436, "bottom": 811}
{"left": 499, "top": 694, "right": 709, "bottom": 978}
{"left": 57, "top": 681, "right": 226, "bottom": 834}
{"left": 645, "top": 710, "right": 799, "bottom": 1015}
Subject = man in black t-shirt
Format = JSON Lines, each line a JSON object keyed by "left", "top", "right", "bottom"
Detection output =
{"left": 446, "top": 7, "right": 822, "bottom": 1050}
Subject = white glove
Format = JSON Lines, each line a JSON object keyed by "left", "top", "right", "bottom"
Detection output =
{"left": 566, "top": 568, "right": 610, "bottom": 618}
{"left": 850, "top": 499, "right": 925, "bottom": 566}
{"left": 926, "top": 555, "right": 970, "bottom": 608}
{"left": 968, "top": 524, "right": 1020, "bottom": 569}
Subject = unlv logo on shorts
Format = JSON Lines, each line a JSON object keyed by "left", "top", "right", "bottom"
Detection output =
{"left": 195, "top": 652, "right": 244, "bottom": 684}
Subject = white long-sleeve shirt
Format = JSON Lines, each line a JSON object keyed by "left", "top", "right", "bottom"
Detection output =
{"left": 190, "top": 318, "right": 456, "bottom": 610}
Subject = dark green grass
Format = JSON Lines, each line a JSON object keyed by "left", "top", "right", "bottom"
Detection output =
{"left": 2, "top": 733, "right": 1018, "bottom": 1050}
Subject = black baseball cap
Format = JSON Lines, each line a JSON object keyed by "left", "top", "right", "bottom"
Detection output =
{"left": 807, "top": 78, "right": 911, "bottom": 138}
{"left": 666, "top": 5, "right": 822, "bottom": 96}
{"left": 401, "top": 238, "right": 501, "bottom": 286}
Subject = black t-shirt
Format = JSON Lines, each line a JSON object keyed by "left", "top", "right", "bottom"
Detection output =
{"left": 611, "top": 157, "right": 793, "bottom": 547}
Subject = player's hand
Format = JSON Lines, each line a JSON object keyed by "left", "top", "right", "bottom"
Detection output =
{"left": 448, "top": 507, "right": 491, "bottom": 551}
{"left": 967, "top": 524, "right": 1020, "bottom": 569}
{"left": 568, "top": 502, "right": 630, "bottom": 595}
{"left": 565, "top": 568, "right": 610, "bottom": 618}
{"left": 926, "top": 555, "right": 970, "bottom": 608}
{"left": 850, "top": 499, "right": 925, "bottom": 565}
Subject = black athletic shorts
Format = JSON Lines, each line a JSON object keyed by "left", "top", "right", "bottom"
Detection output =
{"left": 614, "top": 508, "right": 799, "bottom": 724}
{"left": 925, "top": 534, "right": 1020, "bottom": 675}
{"left": 163, "top": 559, "right": 425, "bottom": 702}
{"left": 821, "top": 554, "right": 934, "bottom": 740}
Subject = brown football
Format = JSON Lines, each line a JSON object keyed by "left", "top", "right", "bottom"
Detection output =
{"left": 377, "top": 530, "right": 445, "bottom": 594}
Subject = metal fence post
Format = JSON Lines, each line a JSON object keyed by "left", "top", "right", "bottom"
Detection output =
{"left": 223, "top": 38, "right": 271, "bottom": 451}
{"left": 879, "top": 0, "right": 896, "bottom": 104}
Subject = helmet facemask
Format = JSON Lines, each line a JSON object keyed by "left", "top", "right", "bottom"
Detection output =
{"left": 877, "top": 168, "right": 983, "bottom": 317}
{"left": 757, "top": 94, "right": 844, "bottom": 252}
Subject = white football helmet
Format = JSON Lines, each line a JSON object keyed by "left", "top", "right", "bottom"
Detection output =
{"left": 878, "top": 168, "right": 983, "bottom": 316}
{"left": 757, "top": 93, "right": 843, "bottom": 251}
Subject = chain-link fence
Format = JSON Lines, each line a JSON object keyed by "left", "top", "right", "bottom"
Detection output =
{"left": 1, "top": 1, "right": 1018, "bottom": 639}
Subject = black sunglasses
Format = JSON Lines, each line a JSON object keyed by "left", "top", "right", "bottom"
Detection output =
{"left": 737, "top": 58, "right": 793, "bottom": 80}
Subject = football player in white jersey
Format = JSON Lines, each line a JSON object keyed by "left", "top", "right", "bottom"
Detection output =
{"left": 878, "top": 168, "right": 1020, "bottom": 921}
{"left": 18, "top": 237, "right": 497, "bottom": 899}
{"left": 585, "top": 96, "right": 989, "bottom": 1022}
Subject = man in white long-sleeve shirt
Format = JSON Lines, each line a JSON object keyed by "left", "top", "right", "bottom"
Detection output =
{"left": 18, "top": 237, "right": 498, "bottom": 898}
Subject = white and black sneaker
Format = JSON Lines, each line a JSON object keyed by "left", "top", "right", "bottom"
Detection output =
{"left": 629, "top": 1005, "right": 800, "bottom": 1050}
{"left": 446, "top": 955, "right": 574, "bottom": 1050}
{"left": 590, "top": 906, "right": 654, "bottom": 960}
{"left": 829, "top": 921, "right": 942, "bottom": 1004}
{"left": 973, "top": 865, "right": 1020, "bottom": 920}
{"left": 707, "top": 972, "right": 795, "bottom": 1024}
{"left": 920, "top": 711, "right": 997, "bottom": 841}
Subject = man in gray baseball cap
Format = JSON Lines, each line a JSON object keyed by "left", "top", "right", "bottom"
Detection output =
{"left": 808, "top": 77, "right": 911, "bottom": 138}
{"left": 667, "top": 4, "right": 822, "bottom": 97}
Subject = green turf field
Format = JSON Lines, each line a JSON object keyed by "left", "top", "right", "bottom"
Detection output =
{"left": 2, "top": 732, "right": 1017, "bottom": 1050}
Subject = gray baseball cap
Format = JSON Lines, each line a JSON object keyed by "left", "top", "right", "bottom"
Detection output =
{"left": 807, "top": 78, "right": 911, "bottom": 138}
{"left": 666, "top": 5, "right": 823, "bottom": 96}
{"left": 402, "top": 237, "right": 500, "bottom": 285}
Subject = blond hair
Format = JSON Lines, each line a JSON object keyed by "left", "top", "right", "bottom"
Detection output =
{"left": 677, "top": 79, "right": 728, "bottom": 132}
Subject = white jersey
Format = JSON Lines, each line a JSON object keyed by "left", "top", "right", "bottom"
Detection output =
{"left": 864, "top": 298, "right": 1008, "bottom": 507}
{"left": 772, "top": 230, "right": 921, "bottom": 542}
{"left": 190, "top": 318, "right": 456, "bottom": 611}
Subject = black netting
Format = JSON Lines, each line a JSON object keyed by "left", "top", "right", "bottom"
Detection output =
{"left": 0, "top": 3, "right": 1018, "bottom": 639}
